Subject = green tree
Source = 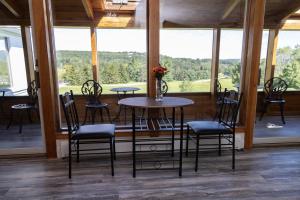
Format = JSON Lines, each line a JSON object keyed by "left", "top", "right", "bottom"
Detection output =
{"left": 279, "top": 62, "right": 300, "bottom": 89}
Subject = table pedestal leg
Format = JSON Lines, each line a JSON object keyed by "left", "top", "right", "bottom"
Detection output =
{"left": 132, "top": 107, "right": 136, "bottom": 178}
{"left": 179, "top": 107, "right": 184, "bottom": 176}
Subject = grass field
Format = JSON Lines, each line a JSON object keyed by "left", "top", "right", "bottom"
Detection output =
{"left": 59, "top": 78, "right": 236, "bottom": 94}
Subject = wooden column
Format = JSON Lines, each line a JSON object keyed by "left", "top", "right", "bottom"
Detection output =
{"left": 21, "top": 25, "right": 35, "bottom": 85}
{"left": 239, "top": 0, "right": 266, "bottom": 149}
{"left": 265, "top": 29, "right": 279, "bottom": 82}
{"left": 147, "top": 0, "right": 159, "bottom": 97}
{"left": 210, "top": 28, "right": 221, "bottom": 95}
{"left": 29, "top": 0, "right": 57, "bottom": 158}
{"left": 90, "top": 26, "right": 98, "bottom": 82}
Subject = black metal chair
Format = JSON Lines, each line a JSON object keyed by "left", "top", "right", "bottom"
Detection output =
{"left": 60, "top": 90, "right": 116, "bottom": 178}
{"left": 81, "top": 80, "right": 112, "bottom": 124}
{"left": 186, "top": 88, "right": 242, "bottom": 171}
{"left": 6, "top": 80, "right": 39, "bottom": 133}
{"left": 259, "top": 77, "right": 288, "bottom": 124}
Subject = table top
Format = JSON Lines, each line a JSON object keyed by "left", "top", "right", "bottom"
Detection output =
{"left": 118, "top": 97, "right": 194, "bottom": 108}
{"left": 110, "top": 87, "right": 140, "bottom": 93}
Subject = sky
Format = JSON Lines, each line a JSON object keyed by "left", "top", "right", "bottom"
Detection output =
{"left": 54, "top": 28, "right": 300, "bottom": 60}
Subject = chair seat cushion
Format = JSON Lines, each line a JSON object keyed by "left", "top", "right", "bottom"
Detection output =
{"left": 86, "top": 103, "right": 108, "bottom": 108}
{"left": 187, "top": 121, "right": 232, "bottom": 135}
{"left": 73, "top": 124, "right": 115, "bottom": 139}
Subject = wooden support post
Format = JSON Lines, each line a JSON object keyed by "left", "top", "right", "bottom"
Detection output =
{"left": 147, "top": 0, "right": 159, "bottom": 98}
{"left": 147, "top": 0, "right": 160, "bottom": 136}
{"left": 90, "top": 26, "right": 98, "bottom": 81}
{"left": 239, "top": 0, "right": 266, "bottom": 149}
{"left": 210, "top": 28, "right": 221, "bottom": 95}
{"left": 265, "top": 29, "right": 278, "bottom": 82}
{"left": 21, "top": 25, "right": 35, "bottom": 85}
{"left": 29, "top": 0, "right": 57, "bottom": 158}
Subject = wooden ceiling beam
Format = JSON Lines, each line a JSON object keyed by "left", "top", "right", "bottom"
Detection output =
{"left": 221, "top": 0, "right": 242, "bottom": 20}
{"left": 0, "top": 0, "right": 22, "bottom": 17}
{"left": 82, "top": 0, "right": 94, "bottom": 19}
{"left": 98, "top": 0, "right": 106, "bottom": 11}
{"left": 273, "top": 2, "right": 300, "bottom": 23}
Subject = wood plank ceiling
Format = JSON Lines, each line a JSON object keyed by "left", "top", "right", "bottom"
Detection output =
{"left": 0, "top": 0, "right": 299, "bottom": 28}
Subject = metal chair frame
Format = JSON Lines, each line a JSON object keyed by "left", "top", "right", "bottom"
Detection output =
{"left": 60, "top": 90, "right": 115, "bottom": 178}
{"left": 81, "top": 80, "right": 112, "bottom": 124}
{"left": 186, "top": 88, "right": 243, "bottom": 171}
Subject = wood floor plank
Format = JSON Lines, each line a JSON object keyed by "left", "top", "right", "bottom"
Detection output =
{"left": 0, "top": 147, "right": 300, "bottom": 199}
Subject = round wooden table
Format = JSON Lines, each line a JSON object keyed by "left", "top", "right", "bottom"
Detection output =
{"left": 119, "top": 97, "right": 194, "bottom": 177}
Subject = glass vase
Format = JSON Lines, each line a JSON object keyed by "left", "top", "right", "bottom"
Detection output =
{"left": 155, "top": 77, "right": 163, "bottom": 101}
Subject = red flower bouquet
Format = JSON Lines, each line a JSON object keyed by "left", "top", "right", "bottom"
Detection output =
{"left": 153, "top": 65, "right": 168, "bottom": 79}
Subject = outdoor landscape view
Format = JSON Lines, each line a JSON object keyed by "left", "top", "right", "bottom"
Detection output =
{"left": 1, "top": 29, "right": 300, "bottom": 94}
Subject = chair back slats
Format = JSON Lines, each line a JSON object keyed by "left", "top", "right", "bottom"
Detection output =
{"left": 264, "top": 77, "right": 288, "bottom": 100}
{"left": 218, "top": 89, "right": 242, "bottom": 129}
{"left": 81, "top": 80, "right": 103, "bottom": 104}
{"left": 60, "top": 91, "right": 79, "bottom": 136}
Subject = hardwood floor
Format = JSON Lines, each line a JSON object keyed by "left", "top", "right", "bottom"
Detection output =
{"left": 255, "top": 116, "right": 300, "bottom": 138}
{"left": 1, "top": 147, "right": 300, "bottom": 199}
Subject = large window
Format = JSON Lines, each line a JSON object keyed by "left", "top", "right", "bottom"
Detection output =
{"left": 160, "top": 29, "right": 213, "bottom": 93}
{"left": 0, "top": 27, "right": 27, "bottom": 93}
{"left": 218, "top": 29, "right": 243, "bottom": 90}
{"left": 97, "top": 29, "right": 147, "bottom": 94}
{"left": 54, "top": 28, "right": 92, "bottom": 94}
{"left": 276, "top": 30, "right": 300, "bottom": 90}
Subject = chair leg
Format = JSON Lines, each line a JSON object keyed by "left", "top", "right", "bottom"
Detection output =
{"left": 27, "top": 109, "right": 32, "bottom": 123}
{"left": 69, "top": 140, "right": 72, "bottom": 179}
{"left": 82, "top": 107, "right": 88, "bottom": 125}
{"left": 110, "top": 138, "right": 114, "bottom": 176}
{"left": 18, "top": 110, "right": 24, "bottom": 134}
{"left": 185, "top": 125, "right": 190, "bottom": 157}
{"left": 104, "top": 107, "right": 112, "bottom": 123}
{"left": 113, "top": 137, "right": 116, "bottom": 160}
{"left": 76, "top": 140, "right": 80, "bottom": 163}
{"left": 6, "top": 108, "right": 13, "bottom": 130}
{"left": 259, "top": 102, "right": 269, "bottom": 121}
{"left": 279, "top": 102, "right": 286, "bottom": 124}
{"left": 218, "top": 133, "right": 222, "bottom": 156}
{"left": 91, "top": 109, "right": 97, "bottom": 124}
{"left": 232, "top": 134, "right": 235, "bottom": 170}
{"left": 195, "top": 133, "right": 200, "bottom": 172}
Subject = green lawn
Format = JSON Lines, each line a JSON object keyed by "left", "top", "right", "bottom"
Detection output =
{"left": 59, "top": 78, "right": 236, "bottom": 94}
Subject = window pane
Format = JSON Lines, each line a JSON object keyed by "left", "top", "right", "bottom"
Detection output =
{"left": 219, "top": 29, "right": 243, "bottom": 91}
{"left": 0, "top": 27, "right": 27, "bottom": 94}
{"left": 276, "top": 31, "right": 300, "bottom": 91}
{"left": 97, "top": 29, "right": 147, "bottom": 94}
{"left": 54, "top": 28, "right": 92, "bottom": 94}
{"left": 160, "top": 29, "right": 213, "bottom": 93}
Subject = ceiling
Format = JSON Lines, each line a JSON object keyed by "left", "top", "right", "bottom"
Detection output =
{"left": 0, "top": 0, "right": 299, "bottom": 28}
